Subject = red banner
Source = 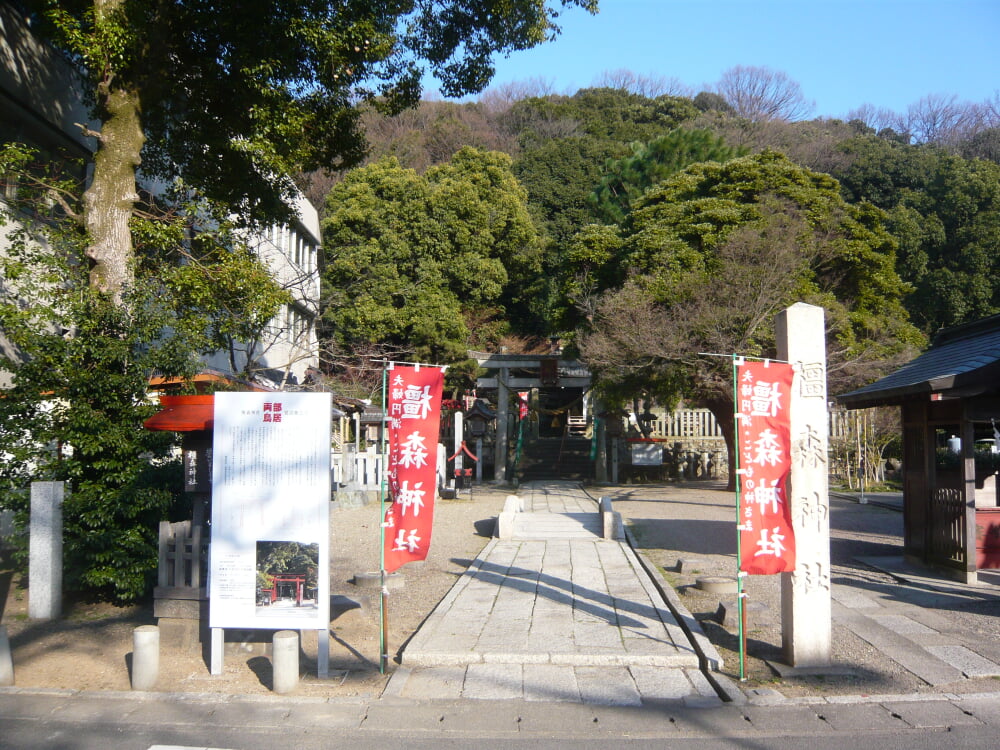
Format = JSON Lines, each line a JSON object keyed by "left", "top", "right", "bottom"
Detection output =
{"left": 382, "top": 364, "right": 445, "bottom": 573}
{"left": 737, "top": 360, "right": 796, "bottom": 575}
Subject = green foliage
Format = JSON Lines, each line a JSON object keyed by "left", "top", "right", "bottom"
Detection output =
{"left": 0, "top": 147, "right": 287, "bottom": 603}
{"left": 576, "top": 151, "right": 924, "bottom": 412}
{"left": 22, "top": 0, "right": 598, "bottom": 229}
{"left": 0, "top": 237, "right": 188, "bottom": 602}
{"left": 590, "top": 128, "right": 748, "bottom": 224}
{"left": 506, "top": 88, "right": 699, "bottom": 145}
{"left": 321, "top": 148, "right": 539, "bottom": 362}
{"left": 502, "top": 89, "right": 703, "bottom": 335}
{"left": 834, "top": 137, "right": 1000, "bottom": 333}
{"left": 513, "top": 136, "right": 620, "bottom": 248}
{"left": 256, "top": 541, "right": 319, "bottom": 591}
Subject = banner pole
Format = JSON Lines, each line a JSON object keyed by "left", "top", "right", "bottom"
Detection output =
{"left": 379, "top": 361, "right": 389, "bottom": 674}
{"left": 732, "top": 354, "right": 747, "bottom": 682}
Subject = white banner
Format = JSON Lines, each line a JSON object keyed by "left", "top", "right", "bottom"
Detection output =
{"left": 209, "top": 392, "right": 331, "bottom": 630}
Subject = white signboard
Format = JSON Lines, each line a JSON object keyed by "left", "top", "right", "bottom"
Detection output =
{"left": 630, "top": 443, "right": 663, "bottom": 466}
{"left": 209, "top": 392, "right": 331, "bottom": 630}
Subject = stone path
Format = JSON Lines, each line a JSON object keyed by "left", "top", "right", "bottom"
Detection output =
{"left": 387, "top": 482, "right": 723, "bottom": 706}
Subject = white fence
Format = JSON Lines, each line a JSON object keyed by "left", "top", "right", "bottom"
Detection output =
{"left": 332, "top": 447, "right": 384, "bottom": 490}
{"left": 647, "top": 408, "right": 725, "bottom": 442}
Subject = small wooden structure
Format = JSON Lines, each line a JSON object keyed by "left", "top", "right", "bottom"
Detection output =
{"left": 156, "top": 520, "right": 208, "bottom": 621}
{"left": 838, "top": 315, "right": 1000, "bottom": 583}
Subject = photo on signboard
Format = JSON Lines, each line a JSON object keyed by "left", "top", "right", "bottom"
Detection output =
{"left": 254, "top": 540, "right": 320, "bottom": 616}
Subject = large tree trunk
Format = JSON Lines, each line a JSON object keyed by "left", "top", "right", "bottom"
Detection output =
{"left": 703, "top": 395, "right": 737, "bottom": 492}
{"left": 82, "top": 1, "right": 144, "bottom": 302}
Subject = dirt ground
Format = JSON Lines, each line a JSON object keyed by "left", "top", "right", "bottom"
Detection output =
{"left": 1, "top": 487, "right": 509, "bottom": 698}
{"left": 613, "top": 483, "right": 1000, "bottom": 699}
{"left": 4, "top": 481, "right": 1000, "bottom": 700}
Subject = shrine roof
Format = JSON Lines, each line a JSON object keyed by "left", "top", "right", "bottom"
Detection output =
{"left": 838, "top": 314, "right": 1000, "bottom": 409}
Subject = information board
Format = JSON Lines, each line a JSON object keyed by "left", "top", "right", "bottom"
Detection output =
{"left": 209, "top": 392, "right": 331, "bottom": 630}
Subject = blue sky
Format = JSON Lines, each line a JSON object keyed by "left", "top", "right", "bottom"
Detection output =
{"left": 432, "top": 0, "right": 998, "bottom": 119}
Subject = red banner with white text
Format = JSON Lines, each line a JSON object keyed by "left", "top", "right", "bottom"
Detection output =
{"left": 382, "top": 364, "right": 445, "bottom": 573}
{"left": 737, "top": 360, "right": 796, "bottom": 575}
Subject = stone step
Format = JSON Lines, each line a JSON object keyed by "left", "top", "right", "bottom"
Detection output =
{"left": 511, "top": 512, "right": 602, "bottom": 540}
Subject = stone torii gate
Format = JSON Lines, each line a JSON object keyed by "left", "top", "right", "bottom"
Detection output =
{"left": 473, "top": 353, "right": 592, "bottom": 481}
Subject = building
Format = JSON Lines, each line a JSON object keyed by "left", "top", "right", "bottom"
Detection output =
{"left": 838, "top": 314, "right": 1000, "bottom": 583}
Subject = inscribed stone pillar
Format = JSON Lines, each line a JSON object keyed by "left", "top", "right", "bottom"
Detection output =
{"left": 495, "top": 368, "right": 509, "bottom": 481}
{"left": 29, "top": 481, "right": 64, "bottom": 620}
{"left": 594, "top": 414, "right": 608, "bottom": 483}
{"left": 776, "top": 303, "right": 832, "bottom": 667}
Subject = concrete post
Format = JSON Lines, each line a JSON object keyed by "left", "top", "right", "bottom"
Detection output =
{"left": 131, "top": 625, "right": 160, "bottom": 690}
{"left": 0, "top": 625, "right": 13, "bottom": 686}
{"left": 776, "top": 302, "right": 832, "bottom": 667}
{"left": 272, "top": 630, "right": 299, "bottom": 694}
{"left": 210, "top": 627, "right": 224, "bottom": 675}
{"left": 29, "top": 481, "right": 64, "bottom": 620}
{"left": 317, "top": 628, "right": 329, "bottom": 680}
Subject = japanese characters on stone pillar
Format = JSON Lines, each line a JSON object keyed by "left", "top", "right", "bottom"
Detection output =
{"left": 776, "top": 302, "right": 832, "bottom": 667}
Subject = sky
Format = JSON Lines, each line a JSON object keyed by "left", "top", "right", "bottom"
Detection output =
{"left": 430, "top": 0, "right": 999, "bottom": 119}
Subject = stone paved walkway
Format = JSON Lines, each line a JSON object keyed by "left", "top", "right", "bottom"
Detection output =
{"left": 387, "top": 482, "right": 722, "bottom": 706}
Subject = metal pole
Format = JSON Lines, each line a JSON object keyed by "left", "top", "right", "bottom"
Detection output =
{"left": 732, "top": 355, "right": 746, "bottom": 681}
{"left": 379, "top": 361, "right": 389, "bottom": 674}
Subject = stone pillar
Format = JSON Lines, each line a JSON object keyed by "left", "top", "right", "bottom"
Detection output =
{"left": 494, "top": 368, "right": 509, "bottom": 481}
{"left": 131, "top": 625, "right": 159, "bottom": 690}
{"left": 594, "top": 414, "right": 608, "bottom": 483}
{"left": 29, "top": 481, "right": 64, "bottom": 620}
{"left": 777, "top": 303, "right": 832, "bottom": 667}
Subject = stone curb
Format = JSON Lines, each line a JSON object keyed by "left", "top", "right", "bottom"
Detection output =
{"left": 621, "top": 525, "right": 745, "bottom": 703}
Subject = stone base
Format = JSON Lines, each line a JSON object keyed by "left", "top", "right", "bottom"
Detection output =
{"left": 766, "top": 659, "right": 857, "bottom": 678}
{"left": 333, "top": 488, "right": 379, "bottom": 508}
{"left": 153, "top": 586, "right": 207, "bottom": 620}
{"left": 716, "top": 599, "right": 775, "bottom": 630}
{"left": 696, "top": 576, "right": 738, "bottom": 594}
{"left": 157, "top": 617, "right": 206, "bottom": 652}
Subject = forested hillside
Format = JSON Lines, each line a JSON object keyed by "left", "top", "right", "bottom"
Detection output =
{"left": 305, "top": 72, "right": 1000, "bottom": 406}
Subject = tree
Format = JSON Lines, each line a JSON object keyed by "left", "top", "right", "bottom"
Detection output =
{"left": 575, "top": 152, "right": 923, "bottom": 485}
{"left": 0, "top": 145, "right": 288, "bottom": 603}
{"left": 715, "top": 65, "right": 814, "bottom": 122}
{"left": 320, "top": 148, "right": 539, "bottom": 363}
{"left": 834, "top": 136, "right": 1000, "bottom": 333}
{"left": 504, "top": 88, "right": 699, "bottom": 144}
{"left": 18, "top": 0, "right": 599, "bottom": 301}
{"left": 590, "top": 128, "right": 747, "bottom": 224}
{"left": 593, "top": 69, "right": 693, "bottom": 99}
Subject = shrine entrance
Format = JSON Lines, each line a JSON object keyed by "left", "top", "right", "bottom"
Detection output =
{"left": 473, "top": 353, "right": 594, "bottom": 481}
